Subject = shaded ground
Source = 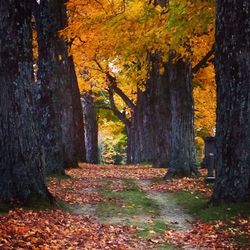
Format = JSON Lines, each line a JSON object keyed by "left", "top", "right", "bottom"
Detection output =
{"left": 0, "top": 164, "right": 249, "bottom": 249}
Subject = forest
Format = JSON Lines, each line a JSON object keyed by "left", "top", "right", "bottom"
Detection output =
{"left": 0, "top": 0, "right": 249, "bottom": 249}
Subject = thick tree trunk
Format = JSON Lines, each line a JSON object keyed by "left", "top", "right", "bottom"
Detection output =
{"left": 35, "top": 0, "right": 86, "bottom": 173}
{"left": 82, "top": 93, "right": 98, "bottom": 164}
{"left": 211, "top": 1, "right": 250, "bottom": 203}
{"left": 0, "top": 1, "right": 52, "bottom": 203}
{"left": 35, "top": 0, "right": 65, "bottom": 174}
{"left": 164, "top": 59, "right": 197, "bottom": 178}
{"left": 128, "top": 90, "right": 155, "bottom": 164}
{"left": 70, "top": 56, "right": 86, "bottom": 163}
{"left": 129, "top": 54, "right": 172, "bottom": 167}
{"left": 61, "top": 55, "right": 86, "bottom": 166}
{"left": 127, "top": 54, "right": 196, "bottom": 174}
{"left": 149, "top": 55, "right": 171, "bottom": 168}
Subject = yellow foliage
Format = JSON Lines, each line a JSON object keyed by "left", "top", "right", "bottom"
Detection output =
{"left": 194, "top": 64, "right": 216, "bottom": 137}
{"left": 62, "top": 0, "right": 216, "bottom": 139}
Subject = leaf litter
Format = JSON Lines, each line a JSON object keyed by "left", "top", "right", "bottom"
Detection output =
{"left": 0, "top": 164, "right": 249, "bottom": 249}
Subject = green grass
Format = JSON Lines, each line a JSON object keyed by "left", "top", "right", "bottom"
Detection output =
{"left": 151, "top": 177, "right": 165, "bottom": 184}
{"left": 153, "top": 243, "right": 179, "bottom": 250}
{"left": 0, "top": 197, "right": 55, "bottom": 214}
{"left": 168, "top": 191, "right": 250, "bottom": 247}
{"left": 46, "top": 173, "right": 71, "bottom": 180}
{"left": 0, "top": 202, "right": 13, "bottom": 214}
{"left": 97, "top": 179, "right": 159, "bottom": 218}
{"left": 169, "top": 191, "right": 250, "bottom": 222}
{"left": 135, "top": 220, "right": 169, "bottom": 238}
{"left": 0, "top": 196, "right": 71, "bottom": 214}
{"left": 233, "top": 233, "right": 250, "bottom": 248}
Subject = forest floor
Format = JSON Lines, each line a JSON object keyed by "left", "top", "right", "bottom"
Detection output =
{"left": 0, "top": 164, "right": 250, "bottom": 249}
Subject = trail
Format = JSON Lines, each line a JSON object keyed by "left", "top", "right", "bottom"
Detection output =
{"left": 136, "top": 180, "right": 193, "bottom": 231}
{"left": 70, "top": 176, "right": 193, "bottom": 232}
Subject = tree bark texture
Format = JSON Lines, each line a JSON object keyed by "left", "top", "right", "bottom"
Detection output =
{"left": 35, "top": 0, "right": 85, "bottom": 173}
{"left": 128, "top": 53, "right": 196, "bottom": 176}
{"left": 0, "top": 0, "right": 51, "bottom": 202}
{"left": 82, "top": 93, "right": 98, "bottom": 164}
{"left": 164, "top": 58, "right": 196, "bottom": 177}
{"left": 149, "top": 55, "right": 172, "bottom": 168}
{"left": 212, "top": 0, "right": 250, "bottom": 203}
{"left": 128, "top": 89, "right": 156, "bottom": 164}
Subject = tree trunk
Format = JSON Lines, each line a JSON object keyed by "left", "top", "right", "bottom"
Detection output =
{"left": 70, "top": 56, "right": 86, "bottom": 163}
{"left": 82, "top": 93, "right": 98, "bottom": 164}
{"left": 35, "top": 0, "right": 65, "bottom": 174}
{"left": 149, "top": 55, "right": 171, "bottom": 168}
{"left": 35, "top": 0, "right": 86, "bottom": 173}
{"left": 61, "top": 55, "right": 86, "bottom": 166}
{"left": 128, "top": 89, "right": 155, "bottom": 164}
{"left": 164, "top": 59, "right": 197, "bottom": 178}
{"left": 0, "top": 0, "right": 52, "bottom": 203}
{"left": 211, "top": 1, "right": 250, "bottom": 203}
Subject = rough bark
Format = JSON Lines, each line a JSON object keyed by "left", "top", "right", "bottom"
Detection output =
{"left": 211, "top": 0, "right": 250, "bottom": 203}
{"left": 0, "top": 0, "right": 52, "bottom": 203}
{"left": 35, "top": 0, "right": 65, "bottom": 174}
{"left": 35, "top": 0, "right": 85, "bottom": 173}
{"left": 128, "top": 89, "right": 155, "bottom": 164}
{"left": 164, "top": 58, "right": 197, "bottom": 178}
{"left": 149, "top": 55, "right": 171, "bottom": 168}
{"left": 82, "top": 93, "right": 98, "bottom": 164}
{"left": 63, "top": 55, "right": 86, "bottom": 165}
{"left": 127, "top": 53, "right": 196, "bottom": 174}
{"left": 128, "top": 54, "right": 171, "bottom": 167}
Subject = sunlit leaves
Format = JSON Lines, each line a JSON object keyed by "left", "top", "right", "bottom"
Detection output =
{"left": 62, "top": 0, "right": 216, "bottom": 142}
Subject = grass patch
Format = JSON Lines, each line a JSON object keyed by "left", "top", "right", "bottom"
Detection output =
{"left": 169, "top": 191, "right": 250, "bottom": 222}
{"left": 151, "top": 177, "right": 165, "bottom": 184}
{"left": 97, "top": 179, "right": 159, "bottom": 218}
{"left": 233, "top": 233, "right": 250, "bottom": 248}
{"left": 0, "top": 202, "right": 13, "bottom": 214}
{"left": 153, "top": 243, "right": 178, "bottom": 250}
{"left": 135, "top": 220, "right": 169, "bottom": 238}
{"left": 46, "top": 173, "right": 71, "bottom": 180}
{"left": 0, "top": 196, "right": 60, "bottom": 214}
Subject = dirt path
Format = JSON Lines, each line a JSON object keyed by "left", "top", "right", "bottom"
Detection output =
{"left": 70, "top": 177, "right": 193, "bottom": 233}
{"left": 136, "top": 180, "right": 193, "bottom": 231}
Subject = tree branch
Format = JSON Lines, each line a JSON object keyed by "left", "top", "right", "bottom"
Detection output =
{"left": 106, "top": 72, "right": 136, "bottom": 110}
{"left": 111, "top": 84, "right": 136, "bottom": 110}
{"left": 93, "top": 58, "right": 135, "bottom": 110}
{"left": 107, "top": 88, "right": 131, "bottom": 127}
{"left": 192, "top": 45, "right": 215, "bottom": 74}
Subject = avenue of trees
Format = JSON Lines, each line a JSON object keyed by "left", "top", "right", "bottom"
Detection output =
{"left": 0, "top": 0, "right": 249, "bottom": 204}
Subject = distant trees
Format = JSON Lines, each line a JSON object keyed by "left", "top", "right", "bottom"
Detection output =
{"left": 64, "top": 0, "right": 213, "bottom": 177}
{"left": 212, "top": 0, "right": 250, "bottom": 203}
{"left": 82, "top": 92, "right": 98, "bottom": 164}
{"left": 0, "top": 0, "right": 52, "bottom": 203}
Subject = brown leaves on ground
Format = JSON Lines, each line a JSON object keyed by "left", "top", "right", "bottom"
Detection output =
{"left": 154, "top": 218, "right": 250, "bottom": 249}
{"left": 48, "top": 178, "right": 106, "bottom": 204}
{"left": 145, "top": 169, "right": 212, "bottom": 197}
{"left": 0, "top": 164, "right": 249, "bottom": 249}
{"left": 66, "top": 164, "right": 165, "bottom": 180}
{"left": 0, "top": 209, "right": 142, "bottom": 250}
{"left": 151, "top": 223, "right": 233, "bottom": 248}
